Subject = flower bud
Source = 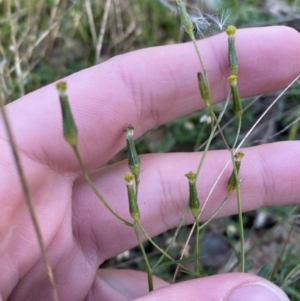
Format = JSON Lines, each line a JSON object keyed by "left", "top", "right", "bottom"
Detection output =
{"left": 227, "top": 152, "right": 245, "bottom": 195}
{"left": 185, "top": 171, "right": 200, "bottom": 219}
{"left": 124, "top": 172, "right": 140, "bottom": 221}
{"left": 56, "top": 82, "right": 78, "bottom": 148}
{"left": 226, "top": 25, "right": 238, "bottom": 76}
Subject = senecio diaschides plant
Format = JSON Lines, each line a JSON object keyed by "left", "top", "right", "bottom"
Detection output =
{"left": 56, "top": 0, "right": 247, "bottom": 293}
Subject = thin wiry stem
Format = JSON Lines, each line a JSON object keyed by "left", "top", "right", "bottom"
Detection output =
{"left": 237, "top": 76, "right": 300, "bottom": 151}
{"left": 136, "top": 220, "right": 195, "bottom": 275}
{"left": 172, "top": 95, "right": 230, "bottom": 281}
{"left": 195, "top": 92, "right": 231, "bottom": 179}
{"left": 253, "top": 114, "right": 300, "bottom": 144}
{"left": 178, "top": 77, "right": 300, "bottom": 281}
{"left": 172, "top": 192, "right": 231, "bottom": 282}
{"left": 153, "top": 203, "right": 189, "bottom": 270}
{"left": 134, "top": 222, "right": 153, "bottom": 292}
{"left": 73, "top": 147, "right": 133, "bottom": 227}
{"left": 197, "top": 96, "right": 261, "bottom": 151}
{"left": 231, "top": 150, "right": 245, "bottom": 272}
{"left": 0, "top": 93, "right": 58, "bottom": 301}
{"left": 232, "top": 115, "right": 242, "bottom": 149}
{"left": 195, "top": 219, "right": 200, "bottom": 275}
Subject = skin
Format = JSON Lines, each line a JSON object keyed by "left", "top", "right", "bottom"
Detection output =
{"left": 0, "top": 26, "right": 300, "bottom": 301}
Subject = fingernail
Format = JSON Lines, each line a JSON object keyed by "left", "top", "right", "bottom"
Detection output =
{"left": 227, "top": 281, "right": 290, "bottom": 301}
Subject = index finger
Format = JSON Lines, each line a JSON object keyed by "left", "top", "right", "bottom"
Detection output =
{"left": 2, "top": 26, "right": 300, "bottom": 172}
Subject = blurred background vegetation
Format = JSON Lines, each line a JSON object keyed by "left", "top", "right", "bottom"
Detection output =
{"left": 1, "top": 0, "right": 300, "bottom": 299}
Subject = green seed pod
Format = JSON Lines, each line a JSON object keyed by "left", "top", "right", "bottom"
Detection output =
{"left": 228, "top": 75, "right": 243, "bottom": 117}
{"left": 176, "top": 0, "right": 194, "bottom": 38}
{"left": 227, "top": 152, "right": 245, "bottom": 195}
{"left": 125, "top": 125, "right": 141, "bottom": 180}
{"left": 56, "top": 82, "right": 78, "bottom": 148}
{"left": 185, "top": 171, "right": 200, "bottom": 219}
{"left": 197, "top": 72, "right": 212, "bottom": 109}
{"left": 124, "top": 172, "right": 140, "bottom": 221}
{"left": 226, "top": 25, "right": 238, "bottom": 76}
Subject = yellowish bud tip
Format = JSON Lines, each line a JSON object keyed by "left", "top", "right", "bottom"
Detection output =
{"left": 234, "top": 151, "right": 245, "bottom": 162}
{"left": 56, "top": 81, "right": 67, "bottom": 93}
{"left": 226, "top": 25, "right": 236, "bottom": 36}
{"left": 124, "top": 172, "right": 135, "bottom": 184}
{"left": 228, "top": 75, "right": 238, "bottom": 85}
{"left": 185, "top": 171, "right": 196, "bottom": 182}
{"left": 125, "top": 124, "right": 134, "bottom": 138}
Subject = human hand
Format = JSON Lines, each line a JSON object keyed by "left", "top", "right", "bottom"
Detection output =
{"left": 1, "top": 26, "right": 300, "bottom": 301}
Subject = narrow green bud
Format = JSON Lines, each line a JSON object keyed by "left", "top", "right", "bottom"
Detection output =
{"left": 175, "top": 0, "right": 194, "bottom": 38}
{"left": 228, "top": 75, "right": 243, "bottom": 117}
{"left": 185, "top": 172, "right": 200, "bottom": 219}
{"left": 124, "top": 172, "right": 140, "bottom": 221}
{"left": 227, "top": 152, "right": 245, "bottom": 195}
{"left": 226, "top": 25, "right": 238, "bottom": 76}
{"left": 125, "top": 125, "right": 141, "bottom": 180}
{"left": 56, "top": 82, "right": 78, "bottom": 148}
{"left": 197, "top": 72, "right": 212, "bottom": 109}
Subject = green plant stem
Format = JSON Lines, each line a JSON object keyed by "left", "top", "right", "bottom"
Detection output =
{"left": 135, "top": 178, "right": 140, "bottom": 201}
{"left": 195, "top": 94, "right": 230, "bottom": 179}
{"left": 231, "top": 114, "right": 244, "bottom": 271}
{"left": 0, "top": 94, "right": 59, "bottom": 301}
{"left": 134, "top": 222, "right": 154, "bottom": 292}
{"left": 195, "top": 118, "right": 218, "bottom": 179}
{"left": 231, "top": 150, "right": 245, "bottom": 272}
{"left": 175, "top": 0, "right": 207, "bottom": 79}
{"left": 191, "top": 38, "right": 207, "bottom": 81}
{"left": 196, "top": 96, "right": 261, "bottom": 151}
{"left": 195, "top": 219, "right": 200, "bottom": 275}
{"left": 232, "top": 115, "right": 242, "bottom": 149}
{"left": 198, "top": 194, "right": 230, "bottom": 232}
{"left": 136, "top": 220, "right": 195, "bottom": 275}
{"left": 73, "top": 146, "right": 133, "bottom": 227}
{"left": 173, "top": 193, "right": 231, "bottom": 282}
{"left": 153, "top": 203, "right": 189, "bottom": 270}
{"left": 190, "top": 21, "right": 230, "bottom": 152}
{"left": 211, "top": 111, "right": 230, "bottom": 150}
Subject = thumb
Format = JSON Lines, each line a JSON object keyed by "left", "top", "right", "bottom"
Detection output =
{"left": 133, "top": 273, "right": 290, "bottom": 301}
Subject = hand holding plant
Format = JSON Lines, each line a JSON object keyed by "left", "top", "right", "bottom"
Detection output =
{"left": 0, "top": 26, "right": 300, "bottom": 301}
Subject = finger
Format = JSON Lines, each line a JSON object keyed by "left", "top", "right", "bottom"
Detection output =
{"left": 131, "top": 273, "right": 289, "bottom": 301}
{"left": 2, "top": 27, "right": 299, "bottom": 172}
{"left": 94, "top": 269, "right": 168, "bottom": 301}
{"left": 72, "top": 141, "right": 300, "bottom": 260}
